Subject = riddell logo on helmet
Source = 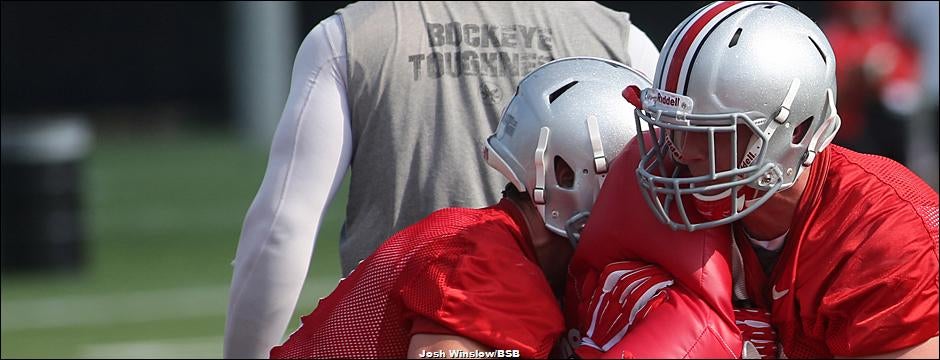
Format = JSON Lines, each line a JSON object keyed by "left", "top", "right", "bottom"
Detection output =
{"left": 644, "top": 89, "right": 691, "bottom": 111}
{"left": 656, "top": 93, "right": 681, "bottom": 107}
{"left": 741, "top": 150, "right": 757, "bottom": 168}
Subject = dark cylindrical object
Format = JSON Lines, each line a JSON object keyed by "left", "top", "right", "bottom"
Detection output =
{"left": 1, "top": 115, "right": 92, "bottom": 272}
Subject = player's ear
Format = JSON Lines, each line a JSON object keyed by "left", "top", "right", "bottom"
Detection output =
{"left": 554, "top": 156, "right": 574, "bottom": 189}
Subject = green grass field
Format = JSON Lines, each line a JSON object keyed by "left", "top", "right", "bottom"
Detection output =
{"left": 1, "top": 131, "right": 346, "bottom": 358}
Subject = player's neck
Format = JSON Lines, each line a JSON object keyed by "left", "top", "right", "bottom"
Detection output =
{"left": 741, "top": 169, "right": 810, "bottom": 240}
{"left": 506, "top": 196, "right": 573, "bottom": 298}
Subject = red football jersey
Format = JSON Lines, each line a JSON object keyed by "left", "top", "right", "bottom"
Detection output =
{"left": 736, "top": 145, "right": 939, "bottom": 358}
{"left": 269, "top": 198, "right": 564, "bottom": 359}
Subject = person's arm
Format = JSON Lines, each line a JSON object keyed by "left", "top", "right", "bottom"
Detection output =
{"left": 817, "top": 203, "right": 939, "bottom": 359}
{"left": 407, "top": 334, "right": 493, "bottom": 359}
{"left": 837, "top": 336, "right": 939, "bottom": 359}
{"left": 626, "top": 23, "right": 660, "bottom": 80}
{"left": 223, "top": 14, "right": 352, "bottom": 359}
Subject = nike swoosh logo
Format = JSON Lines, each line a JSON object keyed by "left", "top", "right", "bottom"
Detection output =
{"left": 772, "top": 286, "right": 789, "bottom": 300}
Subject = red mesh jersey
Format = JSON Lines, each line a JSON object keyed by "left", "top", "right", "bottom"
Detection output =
{"left": 736, "top": 145, "right": 939, "bottom": 358}
{"left": 269, "top": 198, "right": 564, "bottom": 359}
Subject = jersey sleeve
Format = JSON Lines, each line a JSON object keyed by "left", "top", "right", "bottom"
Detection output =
{"left": 816, "top": 206, "right": 939, "bottom": 356}
{"left": 399, "top": 233, "right": 565, "bottom": 359}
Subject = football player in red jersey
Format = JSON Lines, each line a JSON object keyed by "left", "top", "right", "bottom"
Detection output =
{"left": 598, "top": 1, "right": 938, "bottom": 358}
{"left": 267, "top": 57, "right": 652, "bottom": 359}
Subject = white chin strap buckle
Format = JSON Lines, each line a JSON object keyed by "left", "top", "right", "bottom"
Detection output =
{"left": 587, "top": 114, "right": 608, "bottom": 174}
{"left": 533, "top": 127, "right": 550, "bottom": 204}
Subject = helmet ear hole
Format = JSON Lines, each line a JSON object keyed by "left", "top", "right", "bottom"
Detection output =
{"left": 554, "top": 156, "right": 575, "bottom": 189}
{"left": 792, "top": 116, "right": 813, "bottom": 144}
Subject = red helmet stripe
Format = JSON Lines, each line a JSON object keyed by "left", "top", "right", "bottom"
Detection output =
{"left": 664, "top": 1, "right": 740, "bottom": 92}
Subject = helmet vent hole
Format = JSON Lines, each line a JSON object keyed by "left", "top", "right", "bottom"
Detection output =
{"left": 554, "top": 156, "right": 575, "bottom": 189}
{"left": 728, "top": 28, "right": 743, "bottom": 48}
{"left": 763, "top": 4, "right": 777, "bottom": 9}
{"left": 808, "top": 36, "right": 827, "bottom": 64}
{"left": 549, "top": 81, "right": 579, "bottom": 104}
{"left": 792, "top": 116, "right": 813, "bottom": 144}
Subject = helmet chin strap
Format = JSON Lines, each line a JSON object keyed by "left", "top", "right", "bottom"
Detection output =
{"left": 691, "top": 188, "right": 742, "bottom": 203}
{"left": 691, "top": 188, "right": 746, "bottom": 221}
{"left": 564, "top": 211, "right": 591, "bottom": 247}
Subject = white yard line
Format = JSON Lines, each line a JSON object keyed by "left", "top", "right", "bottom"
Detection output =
{"left": 1, "top": 286, "right": 229, "bottom": 331}
{"left": 79, "top": 336, "right": 223, "bottom": 359}
{"left": 1, "top": 277, "right": 339, "bottom": 332}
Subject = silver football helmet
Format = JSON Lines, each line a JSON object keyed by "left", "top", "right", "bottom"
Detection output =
{"left": 630, "top": 1, "right": 842, "bottom": 232}
{"left": 484, "top": 57, "right": 652, "bottom": 245}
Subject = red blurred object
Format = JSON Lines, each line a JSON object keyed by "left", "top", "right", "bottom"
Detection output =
{"left": 823, "top": 1, "right": 920, "bottom": 143}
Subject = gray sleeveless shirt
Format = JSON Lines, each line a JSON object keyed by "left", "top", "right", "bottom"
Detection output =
{"left": 337, "top": 1, "right": 637, "bottom": 274}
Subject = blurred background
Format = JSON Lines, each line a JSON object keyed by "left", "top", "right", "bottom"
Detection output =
{"left": 1, "top": 1, "right": 936, "bottom": 358}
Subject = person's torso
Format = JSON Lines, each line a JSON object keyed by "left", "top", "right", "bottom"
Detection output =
{"left": 337, "top": 1, "right": 637, "bottom": 273}
{"left": 739, "top": 145, "right": 939, "bottom": 358}
{"left": 271, "top": 200, "right": 560, "bottom": 358}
